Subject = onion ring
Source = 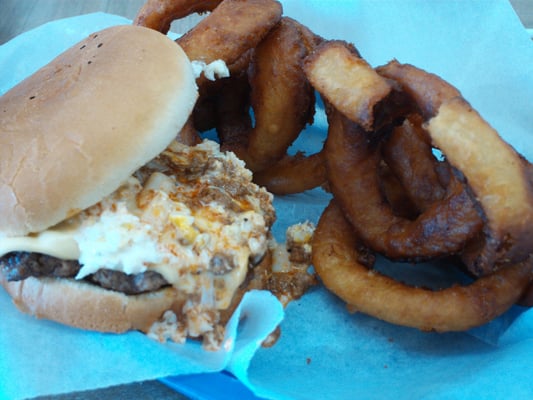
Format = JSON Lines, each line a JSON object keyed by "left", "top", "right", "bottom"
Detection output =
{"left": 134, "top": 0, "right": 223, "bottom": 34}
{"left": 304, "top": 40, "right": 392, "bottom": 131}
{"left": 252, "top": 150, "right": 327, "bottom": 194}
{"left": 221, "top": 17, "right": 318, "bottom": 173}
{"left": 381, "top": 114, "right": 448, "bottom": 210}
{"left": 377, "top": 161, "right": 419, "bottom": 220}
{"left": 137, "top": 2, "right": 326, "bottom": 194}
{"left": 176, "top": 0, "right": 282, "bottom": 68}
{"left": 312, "top": 200, "right": 533, "bottom": 332}
{"left": 427, "top": 97, "right": 533, "bottom": 273}
{"left": 209, "top": 17, "right": 326, "bottom": 194}
{"left": 377, "top": 61, "right": 533, "bottom": 273}
{"left": 325, "top": 109, "right": 483, "bottom": 261}
{"left": 376, "top": 59, "right": 461, "bottom": 119}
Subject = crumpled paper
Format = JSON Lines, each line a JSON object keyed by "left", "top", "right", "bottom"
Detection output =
{"left": 1, "top": 1, "right": 533, "bottom": 399}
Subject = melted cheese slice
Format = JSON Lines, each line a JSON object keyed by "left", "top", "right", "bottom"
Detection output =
{"left": 0, "top": 226, "right": 80, "bottom": 260}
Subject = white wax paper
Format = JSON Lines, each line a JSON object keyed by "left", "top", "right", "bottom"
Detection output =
{"left": 1, "top": 1, "right": 533, "bottom": 399}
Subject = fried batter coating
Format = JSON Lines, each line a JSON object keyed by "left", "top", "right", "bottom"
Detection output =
{"left": 304, "top": 40, "right": 392, "bottom": 131}
{"left": 428, "top": 98, "right": 533, "bottom": 274}
{"left": 376, "top": 60, "right": 461, "bottom": 119}
{"left": 325, "top": 109, "right": 483, "bottom": 261}
{"left": 223, "top": 17, "right": 317, "bottom": 172}
{"left": 177, "top": 0, "right": 282, "bottom": 66}
{"left": 381, "top": 114, "right": 449, "bottom": 211}
{"left": 134, "top": 0, "right": 223, "bottom": 34}
{"left": 312, "top": 201, "right": 533, "bottom": 332}
{"left": 252, "top": 151, "right": 327, "bottom": 195}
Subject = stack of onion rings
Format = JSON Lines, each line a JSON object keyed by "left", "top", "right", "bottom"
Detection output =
{"left": 307, "top": 40, "right": 533, "bottom": 331}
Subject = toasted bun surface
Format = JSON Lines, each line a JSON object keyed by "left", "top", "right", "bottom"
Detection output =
{"left": 0, "top": 273, "right": 187, "bottom": 333}
{"left": 0, "top": 25, "right": 198, "bottom": 236}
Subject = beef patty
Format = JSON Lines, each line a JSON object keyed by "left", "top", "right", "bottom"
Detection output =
{"left": 0, "top": 252, "right": 169, "bottom": 295}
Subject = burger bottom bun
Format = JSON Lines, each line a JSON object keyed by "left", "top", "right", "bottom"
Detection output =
{"left": 0, "top": 273, "right": 187, "bottom": 333}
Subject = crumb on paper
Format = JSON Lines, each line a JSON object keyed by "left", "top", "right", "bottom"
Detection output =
{"left": 147, "top": 310, "right": 187, "bottom": 344}
{"left": 147, "top": 308, "right": 227, "bottom": 351}
{"left": 264, "top": 221, "right": 317, "bottom": 308}
{"left": 261, "top": 325, "right": 281, "bottom": 348}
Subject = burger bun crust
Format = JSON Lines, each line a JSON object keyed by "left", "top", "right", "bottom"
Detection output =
{"left": 0, "top": 273, "right": 186, "bottom": 333}
{"left": 0, "top": 25, "right": 198, "bottom": 236}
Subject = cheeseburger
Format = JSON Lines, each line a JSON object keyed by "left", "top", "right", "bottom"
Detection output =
{"left": 0, "top": 25, "right": 314, "bottom": 349}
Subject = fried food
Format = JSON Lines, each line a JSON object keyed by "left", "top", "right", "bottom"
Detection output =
{"left": 222, "top": 17, "right": 317, "bottom": 172}
{"left": 325, "top": 109, "right": 483, "bottom": 261}
{"left": 211, "top": 16, "right": 325, "bottom": 194}
{"left": 176, "top": 0, "right": 282, "bottom": 67}
{"left": 427, "top": 98, "right": 533, "bottom": 274}
{"left": 133, "top": 0, "right": 222, "bottom": 34}
{"left": 377, "top": 162, "right": 419, "bottom": 220}
{"left": 311, "top": 48, "right": 533, "bottom": 270}
{"left": 135, "top": 1, "right": 327, "bottom": 194}
{"left": 304, "top": 40, "right": 392, "bottom": 131}
{"left": 252, "top": 151, "right": 327, "bottom": 195}
{"left": 376, "top": 59, "right": 461, "bottom": 118}
{"left": 312, "top": 201, "right": 533, "bottom": 332}
{"left": 309, "top": 44, "right": 533, "bottom": 331}
{"left": 381, "top": 114, "right": 448, "bottom": 211}
{"left": 379, "top": 60, "right": 533, "bottom": 274}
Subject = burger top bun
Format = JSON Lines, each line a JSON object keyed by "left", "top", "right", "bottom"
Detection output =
{"left": 0, "top": 25, "right": 198, "bottom": 236}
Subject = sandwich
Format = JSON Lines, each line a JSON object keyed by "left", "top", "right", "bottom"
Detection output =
{"left": 0, "top": 25, "right": 314, "bottom": 349}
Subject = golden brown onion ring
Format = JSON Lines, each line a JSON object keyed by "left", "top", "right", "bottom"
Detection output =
{"left": 304, "top": 40, "right": 392, "bottom": 131}
{"left": 376, "top": 59, "right": 460, "bottom": 119}
{"left": 378, "top": 60, "right": 533, "bottom": 272}
{"left": 209, "top": 18, "right": 326, "bottom": 193}
{"left": 427, "top": 98, "right": 533, "bottom": 274}
{"left": 133, "top": 0, "right": 222, "bottom": 34}
{"left": 312, "top": 200, "right": 533, "bottom": 332}
{"left": 222, "top": 17, "right": 318, "bottom": 173}
{"left": 377, "top": 162, "right": 419, "bottom": 220}
{"left": 252, "top": 151, "right": 327, "bottom": 195}
{"left": 176, "top": 0, "right": 282, "bottom": 67}
{"left": 325, "top": 109, "right": 483, "bottom": 261}
{"left": 381, "top": 114, "right": 449, "bottom": 211}
{"left": 134, "top": 0, "right": 223, "bottom": 34}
